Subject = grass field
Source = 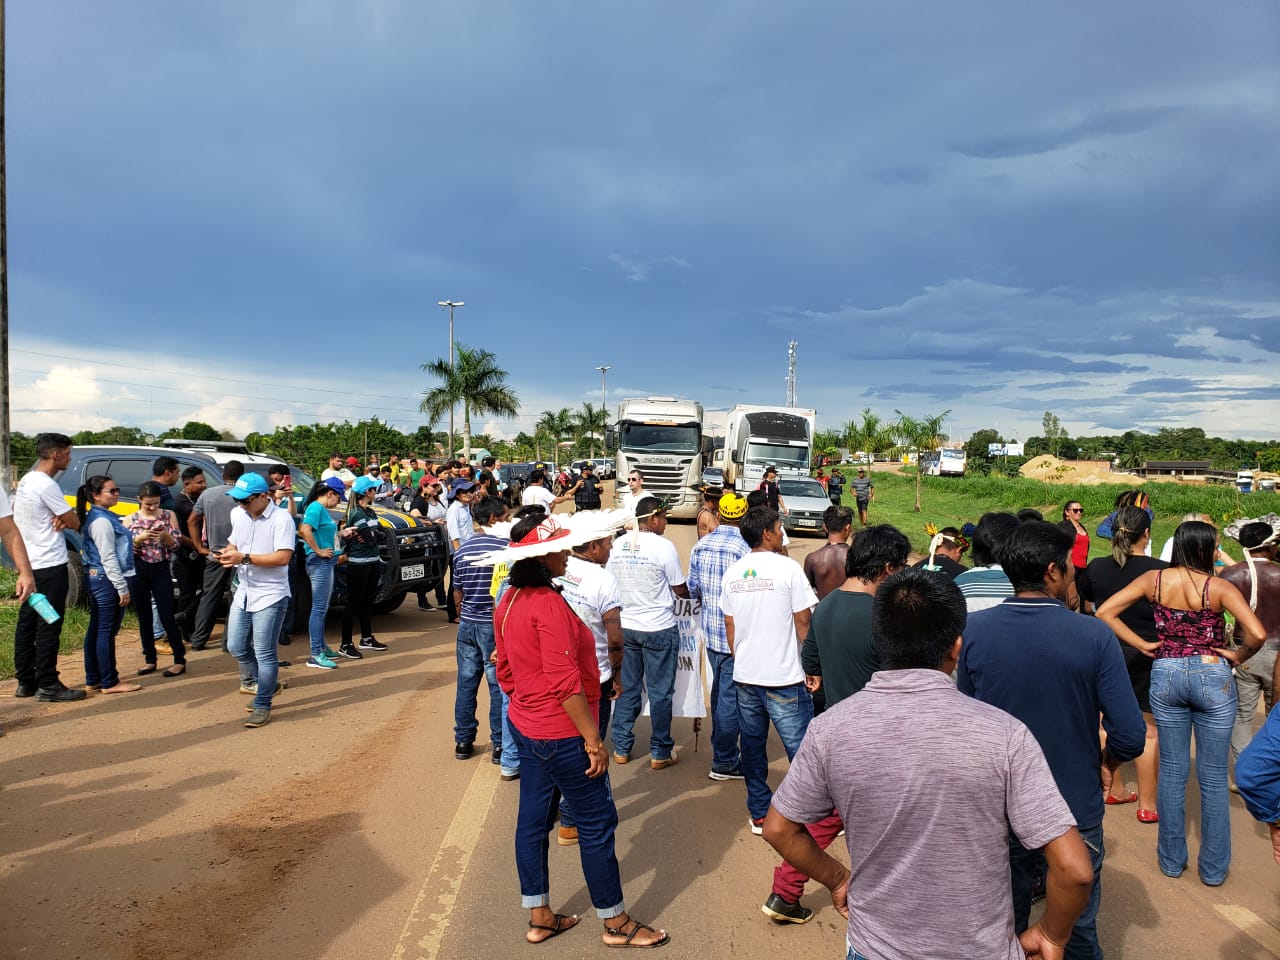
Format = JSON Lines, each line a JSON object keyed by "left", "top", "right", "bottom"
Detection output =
{"left": 836, "top": 469, "right": 1279, "bottom": 562}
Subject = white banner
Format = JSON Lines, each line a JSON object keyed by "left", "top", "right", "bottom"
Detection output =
{"left": 642, "top": 597, "right": 707, "bottom": 719}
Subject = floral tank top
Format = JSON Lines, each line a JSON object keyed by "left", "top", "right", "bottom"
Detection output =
{"left": 130, "top": 513, "right": 177, "bottom": 565}
{"left": 1151, "top": 569, "right": 1225, "bottom": 659}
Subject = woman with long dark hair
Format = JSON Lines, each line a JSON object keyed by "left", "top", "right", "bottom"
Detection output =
{"left": 410, "top": 475, "right": 449, "bottom": 612}
{"left": 486, "top": 514, "right": 669, "bottom": 948}
{"left": 1079, "top": 505, "right": 1165, "bottom": 819}
{"left": 1098, "top": 521, "right": 1266, "bottom": 885}
{"left": 124, "top": 480, "right": 187, "bottom": 676}
{"left": 338, "top": 476, "right": 388, "bottom": 659}
{"left": 300, "top": 479, "right": 345, "bottom": 669}
{"left": 75, "top": 476, "right": 141, "bottom": 694}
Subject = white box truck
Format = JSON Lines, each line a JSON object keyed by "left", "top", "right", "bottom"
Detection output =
{"left": 609, "top": 397, "right": 705, "bottom": 519}
{"left": 713, "top": 405, "right": 816, "bottom": 492}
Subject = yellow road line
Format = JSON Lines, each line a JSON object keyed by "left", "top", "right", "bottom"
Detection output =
{"left": 390, "top": 761, "right": 501, "bottom": 960}
{"left": 1213, "top": 903, "right": 1280, "bottom": 956}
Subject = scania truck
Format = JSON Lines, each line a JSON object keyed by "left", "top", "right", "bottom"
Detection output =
{"left": 713, "top": 405, "right": 816, "bottom": 491}
{"left": 608, "top": 397, "right": 705, "bottom": 519}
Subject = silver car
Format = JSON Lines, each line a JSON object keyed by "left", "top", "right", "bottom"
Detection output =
{"left": 778, "top": 478, "right": 833, "bottom": 536}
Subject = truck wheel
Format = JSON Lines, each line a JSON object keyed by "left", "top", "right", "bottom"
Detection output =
{"left": 291, "top": 562, "right": 312, "bottom": 634}
{"left": 372, "top": 592, "right": 407, "bottom": 615}
{"left": 65, "top": 551, "right": 88, "bottom": 609}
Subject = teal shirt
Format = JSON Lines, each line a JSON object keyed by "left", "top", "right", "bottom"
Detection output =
{"left": 302, "top": 500, "right": 337, "bottom": 557}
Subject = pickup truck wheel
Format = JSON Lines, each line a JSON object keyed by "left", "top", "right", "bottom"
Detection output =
{"left": 65, "top": 551, "right": 88, "bottom": 609}
{"left": 372, "top": 592, "right": 406, "bottom": 615}
{"left": 291, "top": 562, "right": 312, "bottom": 634}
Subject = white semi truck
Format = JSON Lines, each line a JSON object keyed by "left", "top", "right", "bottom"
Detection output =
{"left": 609, "top": 397, "right": 705, "bottom": 519}
{"left": 713, "top": 405, "right": 816, "bottom": 492}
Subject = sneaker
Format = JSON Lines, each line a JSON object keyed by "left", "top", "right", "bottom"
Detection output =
{"left": 492, "top": 745, "right": 502, "bottom": 765}
{"left": 418, "top": 601, "right": 434, "bottom": 611}
{"left": 749, "top": 817, "right": 765, "bottom": 836}
{"left": 708, "top": 766, "right": 744, "bottom": 781}
{"left": 306, "top": 654, "right": 339, "bottom": 670}
{"left": 240, "top": 679, "right": 287, "bottom": 699}
{"left": 338, "top": 643, "right": 364, "bottom": 660}
{"left": 500, "top": 769, "right": 520, "bottom": 781}
{"left": 557, "top": 826, "right": 579, "bottom": 846}
{"left": 358, "top": 637, "right": 388, "bottom": 651}
{"left": 324, "top": 646, "right": 342, "bottom": 661}
{"left": 455, "top": 741, "right": 474, "bottom": 760}
{"left": 244, "top": 708, "right": 271, "bottom": 728}
{"left": 761, "top": 893, "right": 813, "bottom": 925}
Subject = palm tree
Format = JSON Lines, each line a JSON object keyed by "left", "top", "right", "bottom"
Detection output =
{"left": 536, "top": 407, "right": 575, "bottom": 463}
{"left": 575, "top": 402, "right": 608, "bottom": 458}
{"left": 845, "top": 407, "right": 893, "bottom": 463}
{"left": 892, "top": 408, "right": 950, "bottom": 512}
{"left": 420, "top": 343, "right": 520, "bottom": 463}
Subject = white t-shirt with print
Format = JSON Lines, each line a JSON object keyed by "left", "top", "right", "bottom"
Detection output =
{"left": 606, "top": 531, "right": 685, "bottom": 632}
{"left": 720, "top": 550, "right": 817, "bottom": 686}
{"left": 556, "top": 555, "right": 623, "bottom": 681}
{"left": 522, "top": 484, "right": 556, "bottom": 515}
{"left": 13, "top": 471, "right": 73, "bottom": 570}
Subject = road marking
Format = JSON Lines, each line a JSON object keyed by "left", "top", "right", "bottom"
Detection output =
{"left": 390, "top": 762, "right": 501, "bottom": 960}
{"left": 1214, "top": 904, "right": 1280, "bottom": 955}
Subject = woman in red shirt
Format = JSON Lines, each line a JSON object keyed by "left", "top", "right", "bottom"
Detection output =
{"left": 488, "top": 515, "right": 670, "bottom": 949}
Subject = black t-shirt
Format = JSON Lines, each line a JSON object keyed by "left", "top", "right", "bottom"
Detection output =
{"left": 410, "top": 494, "right": 430, "bottom": 517}
{"left": 913, "top": 555, "right": 968, "bottom": 581}
{"left": 574, "top": 475, "right": 602, "bottom": 509}
{"left": 801, "top": 590, "right": 879, "bottom": 708}
{"left": 1078, "top": 555, "right": 1167, "bottom": 642}
{"left": 759, "top": 479, "right": 780, "bottom": 511}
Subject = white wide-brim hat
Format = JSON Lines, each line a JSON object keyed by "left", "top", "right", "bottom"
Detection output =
{"left": 1224, "top": 512, "right": 1280, "bottom": 547}
{"left": 464, "top": 509, "right": 634, "bottom": 567}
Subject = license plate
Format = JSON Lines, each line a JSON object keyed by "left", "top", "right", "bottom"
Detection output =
{"left": 400, "top": 563, "right": 425, "bottom": 581}
{"left": 798, "top": 519, "right": 818, "bottom": 527}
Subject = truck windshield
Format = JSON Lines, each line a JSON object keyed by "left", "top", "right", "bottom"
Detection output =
{"left": 619, "top": 423, "right": 700, "bottom": 454}
{"left": 747, "top": 442, "right": 809, "bottom": 469}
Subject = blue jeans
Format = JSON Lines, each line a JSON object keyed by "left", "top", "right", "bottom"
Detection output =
{"left": 563, "top": 676, "right": 615, "bottom": 830}
{"left": 1150, "top": 656, "right": 1237, "bottom": 884}
{"left": 454, "top": 619, "right": 502, "bottom": 746}
{"left": 499, "top": 690, "right": 520, "bottom": 775}
{"left": 508, "top": 722, "right": 625, "bottom": 918}
{"left": 1011, "top": 821, "right": 1104, "bottom": 959}
{"left": 708, "top": 650, "right": 741, "bottom": 772}
{"left": 225, "top": 596, "right": 288, "bottom": 711}
{"left": 306, "top": 555, "right": 336, "bottom": 658}
{"left": 736, "top": 681, "right": 813, "bottom": 820}
{"left": 84, "top": 571, "right": 125, "bottom": 689}
{"left": 610, "top": 625, "right": 679, "bottom": 761}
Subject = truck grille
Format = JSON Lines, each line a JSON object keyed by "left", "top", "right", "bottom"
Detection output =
{"left": 631, "top": 459, "right": 694, "bottom": 493}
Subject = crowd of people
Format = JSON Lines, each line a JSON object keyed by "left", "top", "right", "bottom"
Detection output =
{"left": 5, "top": 433, "right": 1279, "bottom": 957}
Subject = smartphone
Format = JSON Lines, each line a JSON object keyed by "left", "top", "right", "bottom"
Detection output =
{"left": 282, "top": 475, "right": 293, "bottom": 492}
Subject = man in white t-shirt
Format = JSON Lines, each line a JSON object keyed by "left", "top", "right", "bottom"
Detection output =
{"left": 11, "top": 432, "right": 85, "bottom": 702}
{"left": 720, "top": 505, "right": 818, "bottom": 834}
{"left": 320, "top": 453, "right": 358, "bottom": 490}
{"left": 520, "top": 469, "right": 560, "bottom": 515}
{"left": 620, "top": 469, "right": 649, "bottom": 511}
{"left": 607, "top": 497, "right": 690, "bottom": 768}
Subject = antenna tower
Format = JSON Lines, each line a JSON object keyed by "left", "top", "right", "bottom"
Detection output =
{"left": 785, "top": 340, "right": 797, "bottom": 407}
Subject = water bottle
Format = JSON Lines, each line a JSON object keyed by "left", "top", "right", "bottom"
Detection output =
{"left": 28, "top": 592, "right": 61, "bottom": 625}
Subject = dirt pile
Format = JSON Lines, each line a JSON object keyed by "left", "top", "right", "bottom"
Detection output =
{"left": 1019, "top": 455, "right": 1142, "bottom": 486}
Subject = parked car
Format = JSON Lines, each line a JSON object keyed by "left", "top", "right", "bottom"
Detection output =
{"left": 701, "top": 466, "right": 725, "bottom": 489}
{"left": 591, "top": 458, "right": 614, "bottom": 479}
{"left": 777, "top": 477, "right": 833, "bottom": 536}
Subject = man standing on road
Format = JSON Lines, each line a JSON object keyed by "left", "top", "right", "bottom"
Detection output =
{"left": 620, "top": 469, "right": 649, "bottom": 511}
{"left": 758, "top": 466, "right": 788, "bottom": 516}
{"left": 959, "top": 521, "right": 1146, "bottom": 959}
{"left": 321, "top": 453, "right": 357, "bottom": 490}
{"left": 219, "top": 473, "right": 297, "bottom": 729}
{"left": 12, "top": 433, "right": 84, "bottom": 703}
{"left": 171, "top": 466, "right": 208, "bottom": 641}
{"left": 520, "top": 469, "right": 562, "bottom": 516}
{"left": 0, "top": 481, "right": 36, "bottom": 733}
{"left": 563, "top": 461, "right": 604, "bottom": 512}
{"left": 850, "top": 468, "right": 874, "bottom": 526}
{"left": 803, "top": 505, "right": 854, "bottom": 601}
{"left": 954, "top": 511, "right": 1019, "bottom": 614}
{"left": 720, "top": 506, "right": 818, "bottom": 836}
{"left": 914, "top": 527, "right": 968, "bottom": 581}
{"left": 763, "top": 567, "right": 1093, "bottom": 960}
{"left": 188, "top": 460, "right": 245, "bottom": 651}
{"left": 1224, "top": 521, "right": 1280, "bottom": 773}
{"left": 446, "top": 478, "right": 478, "bottom": 551}
{"left": 826, "top": 468, "right": 845, "bottom": 506}
{"left": 687, "top": 491, "right": 751, "bottom": 782}
{"left": 150, "top": 456, "right": 179, "bottom": 510}
{"left": 608, "top": 497, "right": 690, "bottom": 769}
{"left": 450, "top": 497, "right": 510, "bottom": 761}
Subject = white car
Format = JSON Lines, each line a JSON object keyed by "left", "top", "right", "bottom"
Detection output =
{"left": 591, "top": 458, "right": 614, "bottom": 479}
{"left": 778, "top": 478, "right": 834, "bottom": 536}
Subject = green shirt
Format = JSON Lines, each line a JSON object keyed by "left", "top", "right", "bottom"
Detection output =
{"left": 801, "top": 590, "right": 880, "bottom": 708}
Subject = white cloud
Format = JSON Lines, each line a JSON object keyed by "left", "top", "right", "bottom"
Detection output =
{"left": 607, "top": 253, "right": 690, "bottom": 283}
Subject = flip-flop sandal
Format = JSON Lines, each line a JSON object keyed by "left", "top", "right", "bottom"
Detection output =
{"left": 1104, "top": 791, "right": 1137, "bottom": 805}
{"left": 137, "top": 665, "right": 157, "bottom": 676}
{"left": 527, "top": 913, "right": 578, "bottom": 944}
{"left": 163, "top": 665, "right": 187, "bottom": 677}
{"left": 603, "top": 918, "right": 669, "bottom": 949}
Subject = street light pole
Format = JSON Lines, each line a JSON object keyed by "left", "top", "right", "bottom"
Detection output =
{"left": 438, "top": 300, "right": 463, "bottom": 458}
{"left": 594, "top": 365, "right": 610, "bottom": 458}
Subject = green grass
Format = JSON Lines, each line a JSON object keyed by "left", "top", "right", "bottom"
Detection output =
{"left": 0, "top": 567, "right": 139, "bottom": 680}
{"left": 840, "top": 470, "right": 1280, "bottom": 562}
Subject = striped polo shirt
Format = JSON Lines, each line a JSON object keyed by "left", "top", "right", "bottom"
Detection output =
{"left": 451, "top": 533, "right": 508, "bottom": 623}
{"left": 953, "top": 565, "right": 1014, "bottom": 613}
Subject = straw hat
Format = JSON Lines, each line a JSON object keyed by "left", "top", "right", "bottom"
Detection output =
{"left": 464, "top": 509, "right": 633, "bottom": 567}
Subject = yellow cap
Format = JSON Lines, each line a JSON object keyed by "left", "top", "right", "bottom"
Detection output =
{"left": 718, "top": 492, "right": 748, "bottom": 521}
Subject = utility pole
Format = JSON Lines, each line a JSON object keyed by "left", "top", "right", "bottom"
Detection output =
{"left": 0, "top": 0, "right": 11, "bottom": 488}
{"left": 785, "top": 341, "right": 797, "bottom": 408}
{"left": 595, "top": 365, "right": 610, "bottom": 453}
{"left": 438, "top": 300, "right": 463, "bottom": 458}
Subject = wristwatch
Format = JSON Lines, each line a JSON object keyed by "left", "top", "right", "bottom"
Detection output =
{"left": 240, "top": 553, "right": 252, "bottom": 566}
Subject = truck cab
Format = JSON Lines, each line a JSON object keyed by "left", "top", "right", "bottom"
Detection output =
{"left": 609, "top": 397, "right": 704, "bottom": 519}
{"left": 716, "top": 406, "right": 816, "bottom": 492}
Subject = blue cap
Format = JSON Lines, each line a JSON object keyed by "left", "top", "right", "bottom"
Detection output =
{"left": 227, "top": 473, "right": 269, "bottom": 500}
{"left": 448, "top": 477, "right": 477, "bottom": 499}
{"left": 322, "top": 476, "right": 347, "bottom": 499}
{"left": 352, "top": 475, "right": 382, "bottom": 496}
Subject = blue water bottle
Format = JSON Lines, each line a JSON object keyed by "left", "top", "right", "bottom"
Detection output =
{"left": 28, "top": 592, "right": 61, "bottom": 625}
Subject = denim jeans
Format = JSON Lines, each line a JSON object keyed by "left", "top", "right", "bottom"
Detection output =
{"left": 454, "top": 619, "right": 502, "bottom": 746}
{"left": 737, "top": 681, "right": 813, "bottom": 820}
{"left": 225, "top": 596, "right": 288, "bottom": 711}
{"left": 499, "top": 690, "right": 520, "bottom": 775}
{"left": 610, "top": 625, "right": 679, "bottom": 761}
{"left": 1150, "top": 656, "right": 1236, "bottom": 883}
{"left": 508, "top": 721, "right": 625, "bottom": 918}
{"left": 708, "top": 649, "right": 741, "bottom": 773}
{"left": 1231, "top": 646, "right": 1277, "bottom": 764}
{"left": 564, "top": 676, "right": 615, "bottom": 829}
{"left": 1011, "top": 820, "right": 1104, "bottom": 959}
{"left": 13, "top": 564, "right": 70, "bottom": 689}
{"left": 83, "top": 571, "right": 125, "bottom": 689}
{"left": 306, "top": 555, "right": 336, "bottom": 658}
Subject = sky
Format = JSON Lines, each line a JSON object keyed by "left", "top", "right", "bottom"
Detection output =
{"left": 7, "top": 2, "right": 1279, "bottom": 444}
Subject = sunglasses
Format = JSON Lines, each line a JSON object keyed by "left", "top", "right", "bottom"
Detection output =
{"left": 103, "top": 487, "right": 121, "bottom": 494}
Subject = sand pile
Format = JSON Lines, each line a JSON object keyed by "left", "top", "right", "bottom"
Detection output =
{"left": 1019, "top": 455, "right": 1142, "bottom": 486}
